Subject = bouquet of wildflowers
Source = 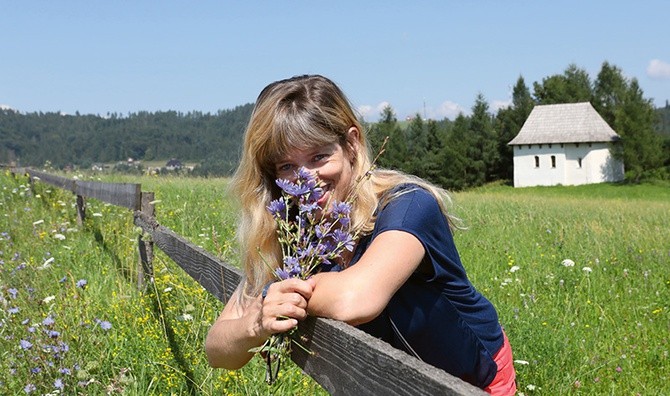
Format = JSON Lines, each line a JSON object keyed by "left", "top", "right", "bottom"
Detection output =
{"left": 252, "top": 167, "right": 356, "bottom": 384}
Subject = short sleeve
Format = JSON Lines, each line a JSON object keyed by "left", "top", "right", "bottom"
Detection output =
{"left": 372, "top": 185, "right": 466, "bottom": 283}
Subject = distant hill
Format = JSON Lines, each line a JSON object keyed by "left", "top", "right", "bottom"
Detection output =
{"left": 1, "top": 104, "right": 254, "bottom": 174}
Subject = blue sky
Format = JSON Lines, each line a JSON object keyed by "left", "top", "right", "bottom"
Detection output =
{"left": 2, "top": 1, "right": 669, "bottom": 122}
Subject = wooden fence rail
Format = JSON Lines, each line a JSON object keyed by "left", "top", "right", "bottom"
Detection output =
{"left": 10, "top": 167, "right": 486, "bottom": 396}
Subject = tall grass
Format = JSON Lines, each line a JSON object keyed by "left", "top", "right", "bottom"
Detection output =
{"left": 0, "top": 171, "right": 325, "bottom": 395}
{"left": 453, "top": 183, "right": 669, "bottom": 394}
{"left": 2, "top": 171, "right": 668, "bottom": 394}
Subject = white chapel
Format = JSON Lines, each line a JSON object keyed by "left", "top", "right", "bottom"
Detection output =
{"left": 508, "top": 102, "right": 624, "bottom": 188}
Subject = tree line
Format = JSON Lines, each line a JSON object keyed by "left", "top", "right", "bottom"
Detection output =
{"left": 1, "top": 61, "right": 668, "bottom": 187}
{"left": 368, "top": 62, "right": 669, "bottom": 189}
{"left": 0, "top": 105, "right": 254, "bottom": 176}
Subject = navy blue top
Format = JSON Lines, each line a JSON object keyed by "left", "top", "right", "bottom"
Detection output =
{"left": 329, "top": 184, "right": 503, "bottom": 388}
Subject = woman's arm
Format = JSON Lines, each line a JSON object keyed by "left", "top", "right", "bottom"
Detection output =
{"left": 205, "top": 278, "right": 314, "bottom": 369}
{"left": 307, "top": 230, "right": 425, "bottom": 326}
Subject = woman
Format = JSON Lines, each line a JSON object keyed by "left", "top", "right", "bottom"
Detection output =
{"left": 205, "top": 75, "right": 516, "bottom": 394}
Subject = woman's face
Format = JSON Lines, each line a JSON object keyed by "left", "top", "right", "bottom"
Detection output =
{"left": 274, "top": 139, "right": 355, "bottom": 208}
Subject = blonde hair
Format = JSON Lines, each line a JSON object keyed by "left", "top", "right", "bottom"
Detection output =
{"left": 231, "top": 75, "right": 456, "bottom": 304}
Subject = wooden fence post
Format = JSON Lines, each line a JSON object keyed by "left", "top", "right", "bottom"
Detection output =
{"left": 76, "top": 194, "right": 86, "bottom": 226}
{"left": 137, "top": 191, "right": 155, "bottom": 290}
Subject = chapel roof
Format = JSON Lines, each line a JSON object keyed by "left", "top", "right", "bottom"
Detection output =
{"left": 508, "top": 102, "right": 620, "bottom": 145}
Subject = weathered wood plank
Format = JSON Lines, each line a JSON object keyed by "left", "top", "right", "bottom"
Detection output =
{"left": 76, "top": 180, "right": 141, "bottom": 210}
{"left": 293, "top": 317, "right": 487, "bottom": 396}
{"left": 133, "top": 211, "right": 486, "bottom": 396}
{"left": 133, "top": 211, "right": 240, "bottom": 303}
{"left": 25, "top": 169, "right": 76, "bottom": 191}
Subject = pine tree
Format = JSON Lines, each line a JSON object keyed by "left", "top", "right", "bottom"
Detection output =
{"left": 533, "top": 64, "right": 592, "bottom": 104}
{"left": 495, "top": 76, "right": 535, "bottom": 181}
{"left": 613, "top": 79, "right": 665, "bottom": 181}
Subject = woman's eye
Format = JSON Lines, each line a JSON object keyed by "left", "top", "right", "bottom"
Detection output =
{"left": 313, "top": 154, "right": 328, "bottom": 162}
{"left": 277, "top": 164, "right": 293, "bottom": 173}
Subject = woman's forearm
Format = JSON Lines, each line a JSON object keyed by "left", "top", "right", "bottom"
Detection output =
{"left": 308, "top": 231, "right": 426, "bottom": 326}
{"left": 307, "top": 272, "right": 384, "bottom": 326}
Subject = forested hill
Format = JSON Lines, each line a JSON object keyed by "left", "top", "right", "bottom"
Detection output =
{"left": 0, "top": 104, "right": 254, "bottom": 174}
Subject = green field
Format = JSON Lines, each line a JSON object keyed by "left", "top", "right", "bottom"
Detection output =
{"left": 1, "top": 170, "right": 668, "bottom": 395}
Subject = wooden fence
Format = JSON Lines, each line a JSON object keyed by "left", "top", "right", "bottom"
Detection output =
{"left": 10, "top": 167, "right": 486, "bottom": 396}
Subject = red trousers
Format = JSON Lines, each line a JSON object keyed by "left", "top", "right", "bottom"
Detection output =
{"left": 484, "top": 331, "right": 517, "bottom": 395}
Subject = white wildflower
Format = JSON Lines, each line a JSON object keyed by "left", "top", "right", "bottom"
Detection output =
{"left": 510, "top": 265, "right": 520, "bottom": 273}
{"left": 561, "top": 259, "right": 575, "bottom": 267}
{"left": 514, "top": 359, "right": 530, "bottom": 365}
{"left": 92, "top": 212, "right": 103, "bottom": 217}
{"left": 526, "top": 384, "right": 536, "bottom": 391}
{"left": 582, "top": 267, "right": 592, "bottom": 273}
{"left": 54, "top": 234, "right": 66, "bottom": 241}
{"left": 43, "top": 295, "right": 56, "bottom": 303}
{"left": 163, "top": 287, "right": 173, "bottom": 293}
{"left": 39, "top": 257, "right": 55, "bottom": 269}
{"left": 33, "top": 219, "right": 45, "bottom": 226}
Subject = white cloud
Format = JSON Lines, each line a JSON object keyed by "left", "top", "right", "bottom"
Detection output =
{"left": 0, "top": 104, "right": 16, "bottom": 111}
{"left": 433, "top": 101, "right": 465, "bottom": 120}
{"left": 357, "top": 101, "right": 392, "bottom": 121}
{"left": 356, "top": 104, "right": 373, "bottom": 120}
{"left": 647, "top": 59, "right": 670, "bottom": 79}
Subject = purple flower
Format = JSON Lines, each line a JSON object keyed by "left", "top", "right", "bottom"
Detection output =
{"left": 59, "top": 276, "right": 67, "bottom": 283}
{"left": 295, "top": 167, "right": 313, "bottom": 182}
{"left": 20, "top": 339, "right": 33, "bottom": 350}
{"left": 332, "top": 229, "right": 355, "bottom": 252}
{"left": 47, "top": 330, "right": 60, "bottom": 338}
{"left": 267, "top": 198, "right": 287, "bottom": 219}
{"left": 276, "top": 167, "right": 323, "bottom": 201}
{"left": 76, "top": 279, "right": 87, "bottom": 289}
{"left": 24, "top": 383, "right": 36, "bottom": 393}
{"left": 8, "top": 307, "right": 19, "bottom": 314}
{"left": 97, "top": 320, "right": 112, "bottom": 331}
{"left": 276, "top": 179, "right": 310, "bottom": 197}
{"left": 298, "top": 243, "right": 326, "bottom": 261}
{"left": 59, "top": 368, "right": 71, "bottom": 375}
{"left": 8, "top": 288, "right": 18, "bottom": 299}
{"left": 43, "top": 316, "right": 55, "bottom": 326}
{"left": 281, "top": 256, "right": 302, "bottom": 278}
{"left": 30, "top": 367, "right": 41, "bottom": 374}
{"left": 314, "top": 223, "right": 331, "bottom": 239}
{"left": 299, "top": 200, "right": 320, "bottom": 214}
{"left": 54, "top": 378, "right": 64, "bottom": 389}
{"left": 275, "top": 268, "right": 290, "bottom": 280}
{"left": 331, "top": 201, "right": 351, "bottom": 217}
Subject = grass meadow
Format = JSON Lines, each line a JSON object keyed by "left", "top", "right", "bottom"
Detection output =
{"left": 1, "top": 170, "right": 668, "bottom": 395}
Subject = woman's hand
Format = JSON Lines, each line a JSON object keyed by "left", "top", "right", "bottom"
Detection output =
{"left": 255, "top": 278, "right": 314, "bottom": 339}
{"left": 205, "top": 277, "right": 314, "bottom": 369}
